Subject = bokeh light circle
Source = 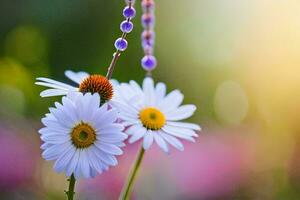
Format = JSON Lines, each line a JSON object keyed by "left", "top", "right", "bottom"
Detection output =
{"left": 214, "top": 80, "right": 248, "bottom": 125}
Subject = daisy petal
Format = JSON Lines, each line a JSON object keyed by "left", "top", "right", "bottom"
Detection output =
{"left": 143, "top": 77, "right": 155, "bottom": 106}
{"left": 165, "top": 105, "right": 197, "bottom": 121}
{"left": 49, "top": 107, "right": 74, "bottom": 128}
{"left": 65, "top": 70, "right": 89, "bottom": 84}
{"left": 126, "top": 124, "right": 146, "bottom": 135}
{"left": 153, "top": 132, "right": 169, "bottom": 153}
{"left": 95, "top": 142, "right": 123, "bottom": 155}
{"left": 110, "top": 101, "right": 138, "bottom": 119}
{"left": 89, "top": 167, "right": 97, "bottom": 178}
{"left": 40, "top": 133, "right": 70, "bottom": 144}
{"left": 36, "top": 77, "right": 77, "bottom": 90}
{"left": 143, "top": 130, "right": 154, "bottom": 150}
{"left": 158, "top": 90, "right": 183, "bottom": 112}
{"left": 54, "top": 145, "right": 76, "bottom": 173}
{"left": 40, "top": 89, "right": 69, "bottom": 97}
{"left": 97, "top": 124, "right": 124, "bottom": 134}
{"left": 61, "top": 96, "right": 79, "bottom": 123}
{"left": 35, "top": 81, "right": 73, "bottom": 91}
{"left": 155, "top": 82, "right": 166, "bottom": 102}
{"left": 163, "top": 125, "right": 198, "bottom": 137}
{"left": 99, "top": 132, "right": 128, "bottom": 143}
{"left": 41, "top": 117, "right": 69, "bottom": 132}
{"left": 129, "top": 80, "right": 143, "bottom": 95}
{"left": 96, "top": 149, "right": 118, "bottom": 166}
{"left": 66, "top": 150, "right": 80, "bottom": 177}
{"left": 122, "top": 120, "right": 140, "bottom": 127}
{"left": 160, "top": 131, "right": 184, "bottom": 151}
{"left": 86, "top": 148, "right": 103, "bottom": 174}
{"left": 167, "top": 121, "right": 201, "bottom": 131}
{"left": 129, "top": 128, "right": 147, "bottom": 143}
{"left": 40, "top": 143, "right": 52, "bottom": 150}
{"left": 42, "top": 142, "right": 72, "bottom": 161}
{"left": 115, "top": 142, "right": 126, "bottom": 147}
{"left": 93, "top": 109, "right": 118, "bottom": 128}
{"left": 110, "top": 79, "right": 119, "bottom": 88}
{"left": 78, "top": 150, "right": 91, "bottom": 178}
{"left": 162, "top": 126, "right": 196, "bottom": 142}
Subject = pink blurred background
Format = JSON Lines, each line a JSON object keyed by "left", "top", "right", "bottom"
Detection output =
{"left": 1, "top": 0, "right": 300, "bottom": 199}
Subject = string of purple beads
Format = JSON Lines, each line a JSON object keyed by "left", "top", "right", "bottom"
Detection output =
{"left": 141, "top": 0, "right": 157, "bottom": 72}
{"left": 114, "top": 0, "right": 136, "bottom": 52}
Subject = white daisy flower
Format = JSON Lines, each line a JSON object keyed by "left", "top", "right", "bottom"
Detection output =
{"left": 35, "top": 70, "right": 118, "bottom": 101}
{"left": 39, "top": 92, "right": 127, "bottom": 179}
{"left": 112, "top": 77, "right": 201, "bottom": 153}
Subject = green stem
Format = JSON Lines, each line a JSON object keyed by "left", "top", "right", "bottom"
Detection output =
{"left": 66, "top": 174, "right": 76, "bottom": 200}
{"left": 119, "top": 147, "right": 145, "bottom": 200}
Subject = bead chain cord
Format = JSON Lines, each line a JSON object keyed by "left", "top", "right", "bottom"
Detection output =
{"left": 66, "top": 1, "right": 137, "bottom": 200}
{"left": 106, "top": 0, "right": 136, "bottom": 79}
{"left": 118, "top": 1, "right": 156, "bottom": 200}
{"left": 141, "top": 0, "right": 157, "bottom": 77}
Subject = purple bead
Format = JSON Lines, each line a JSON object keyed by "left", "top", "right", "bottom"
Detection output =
{"left": 142, "top": 39, "right": 154, "bottom": 49}
{"left": 123, "top": 6, "right": 136, "bottom": 18}
{"left": 142, "top": 0, "right": 155, "bottom": 10}
{"left": 141, "top": 55, "right": 157, "bottom": 71}
{"left": 142, "top": 30, "right": 155, "bottom": 40}
{"left": 120, "top": 21, "right": 133, "bottom": 33}
{"left": 143, "top": 47, "right": 153, "bottom": 55}
{"left": 141, "top": 30, "right": 155, "bottom": 48}
{"left": 114, "top": 38, "right": 128, "bottom": 51}
{"left": 142, "top": 13, "right": 154, "bottom": 28}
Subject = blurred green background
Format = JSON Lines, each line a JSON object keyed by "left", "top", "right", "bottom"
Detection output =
{"left": 1, "top": 0, "right": 300, "bottom": 199}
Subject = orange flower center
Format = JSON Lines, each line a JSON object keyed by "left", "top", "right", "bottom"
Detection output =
{"left": 79, "top": 75, "right": 113, "bottom": 101}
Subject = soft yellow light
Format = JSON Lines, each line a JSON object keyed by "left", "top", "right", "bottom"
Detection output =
{"left": 214, "top": 81, "right": 248, "bottom": 125}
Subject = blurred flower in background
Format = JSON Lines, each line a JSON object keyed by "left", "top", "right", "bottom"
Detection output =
{"left": 0, "top": 127, "right": 37, "bottom": 190}
{"left": 5, "top": 25, "right": 48, "bottom": 66}
{"left": 172, "top": 130, "right": 259, "bottom": 199}
{"left": 0, "top": 126, "right": 38, "bottom": 199}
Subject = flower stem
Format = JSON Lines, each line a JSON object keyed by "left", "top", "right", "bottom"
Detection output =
{"left": 106, "top": 50, "right": 121, "bottom": 79}
{"left": 119, "top": 147, "right": 145, "bottom": 200}
{"left": 106, "top": 32, "right": 127, "bottom": 80}
{"left": 66, "top": 174, "right": 76, "bottom": 200}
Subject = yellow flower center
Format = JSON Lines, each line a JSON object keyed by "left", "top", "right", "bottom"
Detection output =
{"left": 79, "top": 75, "right": 113, "bottom": 102}
{"left": 71, "top": 123, "right": 96, "bottom": 148}
{"left": 139, "top": 107, "right": 166, "bottom": 130}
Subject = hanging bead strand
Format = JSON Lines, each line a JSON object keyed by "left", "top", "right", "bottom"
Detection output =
{"left": 106, "top": 0, "right": 136, "bottom": 79}
{"left": 119, "top": 2, "right": 156, "bottom": 198}
{"left": 141, "top": 0, "right": 157, "bottom": 75}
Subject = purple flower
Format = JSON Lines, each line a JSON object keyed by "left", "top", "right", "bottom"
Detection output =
{"left": 0, "top": 128, "right": 38, "bottom": 191}
{"left": 170, "top": 132, "right": 256, "bottom": 198}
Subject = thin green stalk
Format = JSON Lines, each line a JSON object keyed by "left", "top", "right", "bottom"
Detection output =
{"left": 119, "top": 147, "right": 145, "bottom": 200}
{"left": 66, "top": 174, "right": 76, "bottom": 200}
